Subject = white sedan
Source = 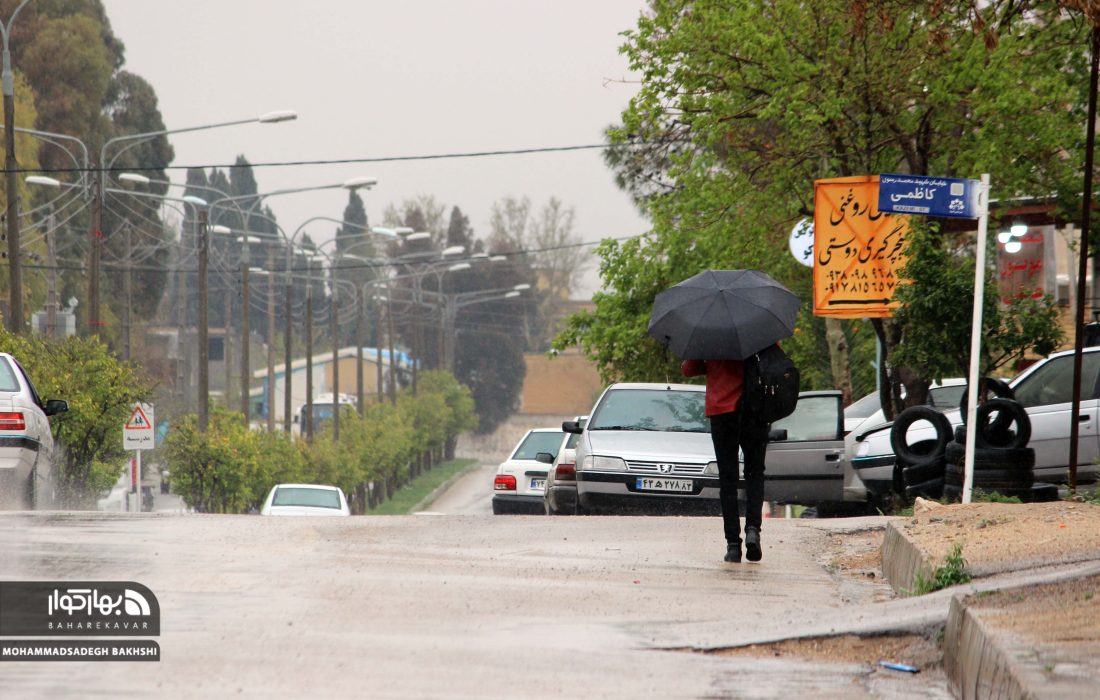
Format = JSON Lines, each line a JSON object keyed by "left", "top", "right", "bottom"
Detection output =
{"left": 0, "top": 352, "right": 67, "bottom": 510}
{"left": 849, "top": 347, "right": 1100, "bottom": 493}
{"left": 260, "top": 484, "right": 351, "bottom": 516}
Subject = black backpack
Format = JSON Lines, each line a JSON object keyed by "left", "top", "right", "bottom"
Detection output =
{"left": 742, "top": 344, "right": 800, "bottom": 423}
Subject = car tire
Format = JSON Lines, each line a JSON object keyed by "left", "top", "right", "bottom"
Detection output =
{"left": 891, "top": 406, "right": 952, "bottom": 466}
{"left": 977, "top": 399, "right": 1031, "bottom": 449}
{"left": 959, "top": 377, "right": 1015, "bottom": 423}
{"left": 902, "top": 457, "right": 946, "bottom": 486}
{"left": 905, "top": 476, "right": 944, "bottom": 500}
{"left": 944, "top": 443, "right": 1035, "bottom": 471}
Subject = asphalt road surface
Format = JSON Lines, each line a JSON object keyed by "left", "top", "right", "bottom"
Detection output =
{"left": 0, "top": 495, "right": 948, "bottom": 698}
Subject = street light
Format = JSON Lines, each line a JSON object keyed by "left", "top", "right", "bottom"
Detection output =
{"left": 88, "top": 110, "right": 298, "bottom": 336}
{"left": 208, "top": 176, "right": 376, "bottom": 426}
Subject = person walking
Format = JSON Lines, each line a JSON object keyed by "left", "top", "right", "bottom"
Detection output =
{"left": 682, "top": 358, "right": 769, "bottom": 563}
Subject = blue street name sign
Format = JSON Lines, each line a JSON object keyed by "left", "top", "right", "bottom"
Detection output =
{"left": 877, "top": 173, "right": 981, "bottom": 219}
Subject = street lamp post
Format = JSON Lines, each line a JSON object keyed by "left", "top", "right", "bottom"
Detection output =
{"left": 88, "top": 110, "right": 297, "bottom": 336}
{"left": 208, "top": 177, "right": 376, "bottom": 426}
{"left": 2, "top": 0, "right": 32, "bottom": 332}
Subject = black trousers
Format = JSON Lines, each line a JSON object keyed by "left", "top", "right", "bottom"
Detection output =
{"left": 709, "top": 410, "right": 768, "bottom": 545}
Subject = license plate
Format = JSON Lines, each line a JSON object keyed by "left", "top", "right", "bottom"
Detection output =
{"left": 635, "top": 477, "right": 693, "bottom": 493}
{"left": 530, "top": 478, "right": 546, "bottom": 491}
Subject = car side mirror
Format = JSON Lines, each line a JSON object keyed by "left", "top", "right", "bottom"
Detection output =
{"left": 768, "top": 428, "right": 788, "bottom": 443}
{"left": 44, "top": 399, "right": 68, "bottom": 417}
{"left": 535, "top": 452, "right": 555, "bottom": 464}
{"left": 562, "top": 421, "right": 583, "bottom": 434}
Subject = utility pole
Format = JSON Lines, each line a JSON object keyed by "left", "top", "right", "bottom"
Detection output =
{"left": 375, "top": 299, "right": 384, "bottom": 404}
{"left": 197, "top": 209, "right": 209, "bottom": 432}
{"left": 386, "top": 290, "right": 397, "bottom": 405}
{"left": 331, "top": 283, "right": 340, "bottom": 441}
{"left": 266, "top": 247, "right": 276, "bottom": 432}
{"left": 240, "top": 261, "right": 250, "bottom": 424}
{"left": 284, "top": 278, "right": 293, "bottom": 434}
{"left": 45, "top": 205, "right": 57, "bottom": 338}
{"left": 356, "top": 286, "right": 364, "bottom": 416}
{"left": 122, "top": 224, "right": 132, "bottom": 358}
{"left": 1, "top": 0, "right": 30, "bottom": 333}
{"left": 305, "top": 281, "right": 314, "bottom": 440}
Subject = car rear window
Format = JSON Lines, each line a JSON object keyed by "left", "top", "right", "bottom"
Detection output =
{"left": 0, "top": 358, "right": 20, "bottom": 393}
{"left": 272, "top": 487, "right": 341, "bottom": 509}
{"left": 589, "top": 388, "right": 708, "bottom": 433}
{"left": 512, "top": 431, "right": 564, "bottom": 460}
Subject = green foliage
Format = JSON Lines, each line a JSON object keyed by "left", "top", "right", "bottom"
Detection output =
{"left": 912, "top": 543, "right": 972, "bottom": 595}
{"left": 558, "top": 0, "right": 1086, "bottom": 396}
{"left": 971, "top": 490, "right": 1023, "bottom": 504}
{"left": 0, "top": 328, "right": 153, "bottom": 505}
{"left": 893, "top": 225, "right": 1064, "bottom": 382}
{"left": 368, "top": 458, "right": 478, "bottom": 515}
{"left": 162, "top": 371, "right": 475, "bottom": 514}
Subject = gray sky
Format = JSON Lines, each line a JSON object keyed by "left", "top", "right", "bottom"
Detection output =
{"left": 99, "top": 0, "right": 651, "bottom": 298}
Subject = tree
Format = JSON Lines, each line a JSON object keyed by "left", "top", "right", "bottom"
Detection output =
{"left": 565, "top": 0, "right": 1087, "bottom": 412}
{"left": 0, "top": 328, "right": 153, "bottom": 506}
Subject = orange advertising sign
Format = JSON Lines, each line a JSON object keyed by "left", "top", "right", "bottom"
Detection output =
{"left": 813, "top": 176, "right": 909, "bottom": 318}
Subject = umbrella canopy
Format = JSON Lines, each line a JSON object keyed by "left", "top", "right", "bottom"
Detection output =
{"left": 647, "top": 269, "right": 800, "bottom": 360}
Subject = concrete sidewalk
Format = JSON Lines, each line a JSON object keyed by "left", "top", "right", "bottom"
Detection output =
{"left": 883, "top": 500, "right": 1100, "bottom": 699}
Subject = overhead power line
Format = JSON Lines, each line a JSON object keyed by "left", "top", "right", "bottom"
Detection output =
{"left": 18, "top": 143, "right": 613, "bottom": 175}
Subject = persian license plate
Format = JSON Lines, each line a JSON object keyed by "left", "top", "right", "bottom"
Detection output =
{"left": 635, "top": 477, "right": 693, "bottom": 493}
{"left": 530, "top": 478, "right": 546, "bottom": 491}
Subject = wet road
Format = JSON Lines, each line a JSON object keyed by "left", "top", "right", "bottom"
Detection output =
{"left": 0, "top": 506, "right": 947, "bottom": 698}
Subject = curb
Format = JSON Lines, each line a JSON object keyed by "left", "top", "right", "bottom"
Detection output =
{"left": 409, "top": 461, "right": 483, "bottom": 514}
{"left": 883, "top": 516, "right": 1100, "bottom": 698}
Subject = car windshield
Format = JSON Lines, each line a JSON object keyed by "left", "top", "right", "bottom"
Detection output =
{"left": 928, "top": 384, "right": 966, "bottom": 411}
{"left": 844, "top": 391, "right": 881, "bottom": 420}
{"left": 272, "top": 487, "right": 341, "bottom": 509}
{"left": 0, "top": 358, "right": 19, "bottom": 393}
{"left": 512, "top": 431, "right": 565, "bottom": 460}
{"left": 589, "top": 388, "right": 708, "bottom": 433}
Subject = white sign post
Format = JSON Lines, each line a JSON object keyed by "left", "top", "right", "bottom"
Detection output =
{"left": 877, "top": 172, "right": 990, "bottom": 505}
{"left": 123, "top": 403, "right": 155, "bottom": 512}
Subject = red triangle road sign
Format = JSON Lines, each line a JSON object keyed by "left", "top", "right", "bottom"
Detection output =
{"left": 125, "top": 405, "right": 153, "bottom": 430}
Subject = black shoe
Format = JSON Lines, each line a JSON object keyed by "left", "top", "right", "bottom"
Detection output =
{"left": 745, "top": 527, "right": 762, "bottom": 562}
{"left": 724, "top": 543, "right": 742, "bottom": 563}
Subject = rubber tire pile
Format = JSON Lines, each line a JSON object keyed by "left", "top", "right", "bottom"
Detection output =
{"left": 890, "top": 379, "right": 1037, "bottom": 503}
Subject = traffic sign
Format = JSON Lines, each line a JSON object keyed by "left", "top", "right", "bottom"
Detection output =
{"left": 123, "top": 402, "right": 155, "bottom": 451}
{"left": 877, "top": 173, "right": 982, "bottom": 219}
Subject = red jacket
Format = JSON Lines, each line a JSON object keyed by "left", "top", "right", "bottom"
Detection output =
{"left": 682, "top": 359, "right": 745, "bottom": 416}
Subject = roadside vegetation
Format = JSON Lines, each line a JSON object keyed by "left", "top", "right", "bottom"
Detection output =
{"left": 161, "top": 370, "right": 476, "bottom": 514}
{"left": 912, "top": 543, "right": 972, "bottom": 595}
{"left": 0, "top": 329, "right": 153, "bottom": 507}
{"left": 367, "top": 458, "right": 478, "bottom": 515}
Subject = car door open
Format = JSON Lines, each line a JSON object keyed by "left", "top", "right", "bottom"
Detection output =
{"left": 763, "top": 390, "right": 845, "bottom": 505}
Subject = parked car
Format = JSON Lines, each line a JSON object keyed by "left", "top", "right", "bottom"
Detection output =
{"left": 850, "top": 348, "right": 1100, "bottom": 495}
{"left": 569, "top": 382, "right": 852, "bottom": 514}
{"left": 541, "top": 416, "right": 587, "bottom": 515}
{"left": 844, "top": 379, "right": 967, "bottom": 434}
{"left": 0, "top": 352, "right": 67, "bottom": 510}
{"left": 492, "top": 427, "right": 564, "bottom": 514}
{"left": 570, "top": 383, "right": 715, "bottom": 514}
{"left": 292, "top": 393, "right": 357, "bottom": 435}
{"left": 260, "top": 484, "right": 351, "bottom": 516}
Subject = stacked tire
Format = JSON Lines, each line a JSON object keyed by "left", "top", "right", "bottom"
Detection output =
{"left": 892, "top": 406, "right": 952, "bottom": 500}
{"left": 943, "top": 396, "right": 1034, "bottom": 502}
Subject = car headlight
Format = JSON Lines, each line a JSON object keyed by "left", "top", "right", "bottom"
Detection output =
{"left": 704, "top": 461, "right": 719, "bottom": 476}
{"left": 582, "top": 455, "right": 627, "bottom": 472}
{"left": 855, "top": 441, "right": 871, "bottom": 458}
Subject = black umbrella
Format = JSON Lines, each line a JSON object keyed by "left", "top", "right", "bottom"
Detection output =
{"left": 647, "top": 269, "right": 800, "bottom": 360}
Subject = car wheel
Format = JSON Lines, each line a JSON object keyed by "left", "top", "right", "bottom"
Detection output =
{"left": 891, "top": 406, "right": 952, "bottom": 466}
